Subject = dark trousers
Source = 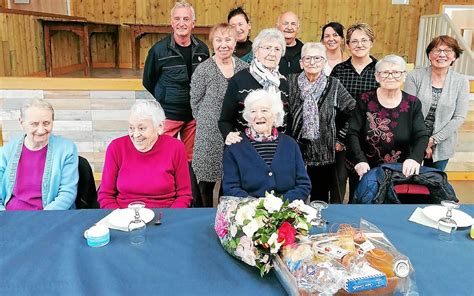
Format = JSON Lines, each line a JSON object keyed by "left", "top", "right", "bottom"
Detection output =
{"left": 197, "top": 181, "right": 216, "bottom": 208}
{"left": 188, "top": 162, "right": 201, "bottom": 207}
{"left": 307, "top": 163, "right": 343, "bottom": 204}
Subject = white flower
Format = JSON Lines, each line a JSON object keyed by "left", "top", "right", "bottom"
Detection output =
{"left": 288, "top": 199, "right": 305, "bottom": 210}
{"left": 242, "top": 219, "right": 259, "bottom": 238}
{"left": 230, "top": 224, "right": 238, "bottom": 237}
{"left": 301, "top": 204, "right": 317, "bottom": 223}
{"left": 235, "top": 236, "right": 257, "bottom": 266}
{"left": 295, "top": 221, "right": 309, "bottom": 231}
{"left": 255, "top": 216, "right": 265, "bottom": 228}
{"left": 235, "top": 203, "right": 257, "bottom": 225}
{"left": 263, "top": 194, "right": 283, "bottom": 213}
{"left": 267, "top": 232, "right": 283, "bottom": 254}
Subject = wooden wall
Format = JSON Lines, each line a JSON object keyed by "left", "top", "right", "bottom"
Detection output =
{"left": 1, "top": 0, "right": 472, "bottom": 76}
{"left": 8, "top": 0, "right": 68, "bottom": 15}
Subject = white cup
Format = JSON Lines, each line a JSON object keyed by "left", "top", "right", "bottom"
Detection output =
{"left": 84, "top": 225, "right": 110, "bottom": 247}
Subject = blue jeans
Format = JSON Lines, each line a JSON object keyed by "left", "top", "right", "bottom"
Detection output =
{"left": 423, "top": 158, "right": 449, "bottom": 171}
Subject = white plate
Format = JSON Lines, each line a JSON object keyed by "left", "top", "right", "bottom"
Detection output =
{"left": 422, "top": 205, "right": 473, "bottom": 228}
{"left": 107, "top": 208, "right": 155, "bottom": 229}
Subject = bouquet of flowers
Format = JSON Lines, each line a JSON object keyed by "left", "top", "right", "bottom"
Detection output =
{"left": 215, "top": 192, "right": 317, "bottom": 276}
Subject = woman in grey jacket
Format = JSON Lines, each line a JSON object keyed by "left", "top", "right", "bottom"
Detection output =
{"left": 404, "top": 35, "right": 469, "bottom": 171}
{"left": 288, "top": 42, "right": 355, "bottom": 203}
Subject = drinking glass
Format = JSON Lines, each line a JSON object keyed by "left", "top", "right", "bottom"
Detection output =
{"left": 309, "top": 201, "right": 329, "bottom": 235}
{"left": 437, "top": 200, "right": 459, "bottom": 242}
{"left": 128, "top": 201, "right": 147, "bottom": 245}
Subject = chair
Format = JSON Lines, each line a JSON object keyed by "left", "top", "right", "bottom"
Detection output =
{"left": 394, "top": 184, "right": 431, "bottom": 204}
{"left": 76, "top": 156, "right": 99, "bottom": 209}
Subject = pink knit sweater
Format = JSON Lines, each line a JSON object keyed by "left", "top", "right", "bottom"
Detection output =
{"left": 98, "top": 135, "right": 192, "bottom": 208}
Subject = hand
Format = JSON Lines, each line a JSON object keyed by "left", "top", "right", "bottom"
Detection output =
{"left": 225, "top": 132, "right": 242, "bottom": 145}
{"left": 335, "top": 143, "right": 345, "bottom": 152}
{"left": 354, "top": 162, "right": 370, "bottom": 179}
{"left": 402, "top": 159, "right": 420, "bottom": 177}
{"left": 425, "top": 147, "right": 433, "bottom": 159}
{"left": 428, "top": 137, "right": 435, "bottom": 148}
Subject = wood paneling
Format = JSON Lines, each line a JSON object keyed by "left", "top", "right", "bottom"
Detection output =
{"left": 8, "top": 0, "right": 68, "bottom": 15}
{"left": 1, "top": 0, "right": 473, "bottom": 76}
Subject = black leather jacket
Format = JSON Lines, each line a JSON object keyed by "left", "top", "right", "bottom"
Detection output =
{"left": 143, "top": 34, "right": 209, "bottom": 121}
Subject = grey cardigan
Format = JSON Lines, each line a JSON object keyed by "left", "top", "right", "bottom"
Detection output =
{"left": 404, "top": 66, "right": 469, "bottom": 162}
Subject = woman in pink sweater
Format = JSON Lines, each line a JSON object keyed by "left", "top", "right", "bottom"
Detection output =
{"left": 98, "top": 101, "right": 192, "bottom": 208}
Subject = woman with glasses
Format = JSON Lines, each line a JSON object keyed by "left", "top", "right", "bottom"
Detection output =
{"left": 288, "top": 43, "right": 355, "bottom": 203}
{"left": 320, "top": 22, "right": 348, "bottom": 75}
{"left": 330, "top": 22, "right": 379, "bottom": 203}
{"left": 347, "top": 55, "right": 429, "bottom": 182}
{"left": 404, "top": 36, "right": 469, "bottom": 171}
{"left": 219, "top": 28, "right": 289, "bottom": 145}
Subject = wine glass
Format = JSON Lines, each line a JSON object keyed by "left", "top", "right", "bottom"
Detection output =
{"left": 437, "top": 200, "right": 459, "bottom": 242}
{"left": 128, "top": 201, "right": 147, "bottom": 245}
{"left": 309, "top": 201, "right": 329, "bottom": 235}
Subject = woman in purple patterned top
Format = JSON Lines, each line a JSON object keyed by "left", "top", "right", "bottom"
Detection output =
{"left": 347, "top": 55, "right": 430, "bottom": 181}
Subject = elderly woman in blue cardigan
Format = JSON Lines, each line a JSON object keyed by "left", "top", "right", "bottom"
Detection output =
{"left": 222, "top": 89, "right": 311, "bottom": 201}
{"left": 0, "top": 99, "right": 78, "bottom": 210}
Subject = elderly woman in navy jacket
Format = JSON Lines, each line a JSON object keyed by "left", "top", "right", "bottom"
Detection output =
{"left": 222, "top": 89, "right": 311, "bottom": 201}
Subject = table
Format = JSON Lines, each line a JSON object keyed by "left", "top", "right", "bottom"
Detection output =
{"left": 0, "top": 205, "right": 472, "bottom": 295}
{"left": 124, "top": 23, "right": 212, "bottom": 70}
{"left": 40, "top": 18, "right": 120, "bottom": 77}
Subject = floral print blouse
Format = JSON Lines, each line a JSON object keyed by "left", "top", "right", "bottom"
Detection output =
{"left": 347, "top": 90, "right": 430, "bottom": 168}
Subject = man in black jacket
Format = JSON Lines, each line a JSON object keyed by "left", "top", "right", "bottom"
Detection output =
{"left": 276, "top": 11, "right": 304, "bottom": 77}
{"left": 143, "top": 1, "right": 209, "bottom": 163}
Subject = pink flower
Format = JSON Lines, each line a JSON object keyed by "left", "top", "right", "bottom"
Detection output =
{"left": 277, "top": 221, "right": 296, "bottom": 246}
{"left": 378, "top": 109, "right": 389, "bottom": 119}
{"left": 400, "top": 101, "right": 410, "bottom": 113}
{"left": 368, "top": 101, "right": 378, "bottom": 112}
{"left": 360, "top": 92, "right": 370, "bottom": 102}
{"left": 392, "top": 111, "right": 399, "bottom": 119}
{"left": 215, "top": 212, "right": 229, "bottom": 238}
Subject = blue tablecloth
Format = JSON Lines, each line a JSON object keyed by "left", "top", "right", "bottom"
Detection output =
{"left": 0, "top": 205, "right": 473, "bottom": 295}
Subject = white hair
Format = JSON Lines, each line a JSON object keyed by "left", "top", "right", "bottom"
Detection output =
{"left": 20, "top": 98, "right": 54, "bottom": 120}
{"left": 171, "top": 0, "right": 196, "bottom": 21}
{"left": 301, "top": 42, "right": 327, "bottom": 60}
{"left": 252, "top": 28, "right": 286, "bottom": 56}
{"left": 375, "top": 54, "right": 407, "bottom": 72}
{"left": 129, "top": 100, "right": 166, "bottom": 129}
{"left": 242, "top": 89, "right": 285, "bottom": 128}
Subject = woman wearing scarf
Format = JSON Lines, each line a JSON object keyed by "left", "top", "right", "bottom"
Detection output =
{"left": 288, "top": 43, "right": 355, "bottom": 203}
{"left": 218, "top": 28, "right": 290, "bottom": 145}
{"left": 222, "top": 89, "right": 311, "bottom": 201}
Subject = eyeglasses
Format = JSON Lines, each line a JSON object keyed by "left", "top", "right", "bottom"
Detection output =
{"left": 349, "top": 39, "right": 371, "bottom": 47}
{"left": 377, "top": 71, "right": 406, "bottom": 79}
{"left": 258, "top": 46, "right": 283, "bottom": 54}
{"left": 302, "top": 55, "right": 325, "bottom": 63}
{"left": 431, "top": 48, "right": 454, "bottom": 56}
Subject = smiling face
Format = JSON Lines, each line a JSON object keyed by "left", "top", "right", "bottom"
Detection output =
{"left": 20, "top": 106, "right": 53, "bottom": 149}
{"left": 376, "top": 62, "right": 406, "bottom": 91}
{"left": 171, "top": 7, "right": 195, "bottom": 39}
{"left": 428, "top": 43, "right": 456, "bottom": 70}
{"left": 212, "top": 29, "right": 237, "bottom": 61}
{"left": 128, "top": 114, "right": 160, "bottom": 153}
{"left": 248, "top": 99, "right": 275, "bottom": 136}
{"left": 254, "top": 39, "right": 283, "bottom": 70}
{"left": 228, "top": 14, "right": 251, "bottom": 43}
{"left": 348, "top": 29, "right": 372, "bottom": 59}
{"left": 300, "top": 47, "right": 326, "bottom": 78}
{"left": 322, "top": 26, "right": 343, "bottom": 52}
{"left": 277, "top": 12, "right": 299, "bottom": 45}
